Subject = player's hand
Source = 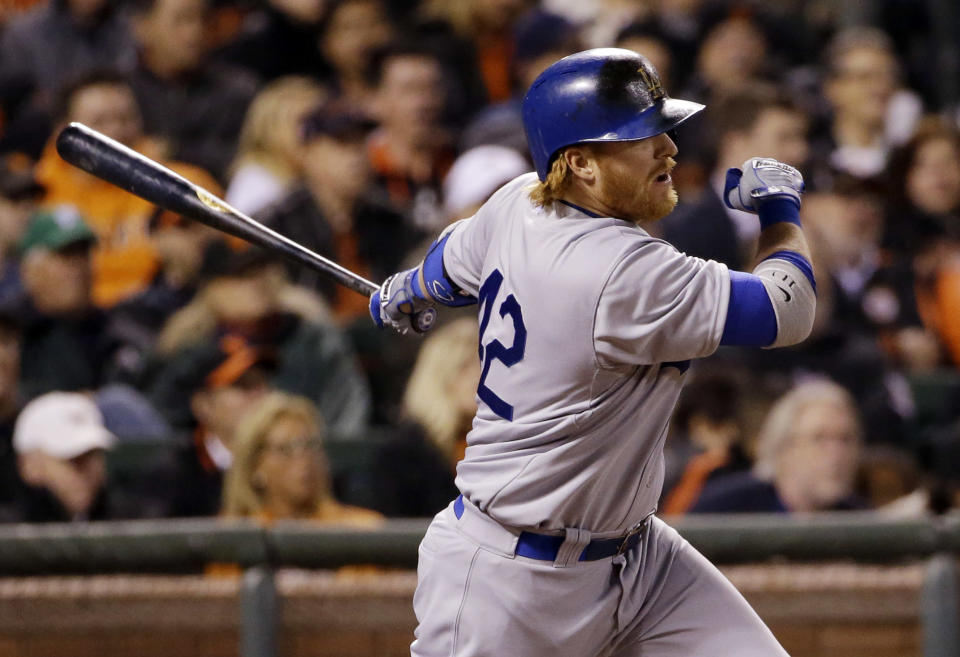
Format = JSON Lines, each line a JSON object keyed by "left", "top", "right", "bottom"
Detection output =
{"left": 724, "top": 157, "right": 804, "bottom": 214}
{"left": 370, "top": 268, "right": 438, "bottom": 335}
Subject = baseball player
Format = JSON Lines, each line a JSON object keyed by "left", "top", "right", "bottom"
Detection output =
{"left": 371, "top": 48, "right": 814, "bottom": 657}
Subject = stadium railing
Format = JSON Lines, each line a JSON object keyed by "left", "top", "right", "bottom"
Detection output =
{"left": 0, "top": 512, "right": 957, "bottom": 657}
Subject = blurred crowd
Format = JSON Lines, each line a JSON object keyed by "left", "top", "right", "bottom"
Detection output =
{"left": 0, "top": 0, "right": 958, "bottom": 525}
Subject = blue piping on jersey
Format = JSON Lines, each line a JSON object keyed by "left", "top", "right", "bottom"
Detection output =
{"left": 720, "top": 271, "right": 777, "bottom": 346}
{"left": 559, "top": 200, "right": 603, "bottom": 218}
{"left": 763, "top": 250, "right": 816, "bottom": 294}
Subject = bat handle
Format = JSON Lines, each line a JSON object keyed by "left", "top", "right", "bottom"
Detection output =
{"left": 412, "top": 308, "right": 437, "bottom": 334}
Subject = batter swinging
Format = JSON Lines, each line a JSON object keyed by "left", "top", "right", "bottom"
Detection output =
{"left": 371, "top": 48, "right": 815, "bottom": 657}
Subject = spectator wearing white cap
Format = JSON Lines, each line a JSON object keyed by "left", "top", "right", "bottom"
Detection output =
{"left": 13, "top": 392, "right": 116, "bottom": 522}
{"left": 400, "top": 144, "right": 529, "bottom": 269}
{"left": 442, "top": 144, "right": 530, "bottom": 222}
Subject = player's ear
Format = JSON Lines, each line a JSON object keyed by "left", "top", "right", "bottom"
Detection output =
{"left": 564, "top": 147, "right": 596, "bottom": 183}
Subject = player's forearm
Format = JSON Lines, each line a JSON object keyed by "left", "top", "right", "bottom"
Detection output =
{"left": 744, "top": 199, "right": 815, "bottom": 348}
{"left": 720, "top": 160, "right": 816, "bottom": 349}
{"left": 754, "top": 222, "right": 811, "bottom": 269}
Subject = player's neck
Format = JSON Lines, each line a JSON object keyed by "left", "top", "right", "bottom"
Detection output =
{"left": 559, "top": 186, "right": 621, "bottom": 222}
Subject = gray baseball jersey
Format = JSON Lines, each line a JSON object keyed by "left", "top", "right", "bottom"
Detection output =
{"left": 443, "top": 173, "right": 730, "bottom": 536}
{"left": 411, "top": 173, "right": 788, "bottom": 657}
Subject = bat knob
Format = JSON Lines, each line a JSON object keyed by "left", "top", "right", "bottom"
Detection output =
{"left": 413, "top": 308, "right": 437, "bottom": 333}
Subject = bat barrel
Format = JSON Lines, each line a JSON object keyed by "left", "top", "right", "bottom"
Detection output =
{"left": 55, "top": 123, "right": 378, "bottom": 297}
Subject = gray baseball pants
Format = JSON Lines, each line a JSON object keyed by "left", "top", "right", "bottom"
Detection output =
{"left": 411, "top": 497, "right": 788, "bottom": 657}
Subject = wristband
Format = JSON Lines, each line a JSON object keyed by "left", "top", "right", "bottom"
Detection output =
{"left": 757, "top": 197, "right": 801, "bottom": 230}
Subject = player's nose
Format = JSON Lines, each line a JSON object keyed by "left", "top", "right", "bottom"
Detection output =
{"left": 654, "top": 132, "right": 678, "bottom": 159}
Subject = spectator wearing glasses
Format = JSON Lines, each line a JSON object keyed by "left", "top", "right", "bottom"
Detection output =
{"left": 222, "top": 391, "right": 381, "bottom": 524}
{"left": 691, "top": 381, "right": 866, "bottom": 513}
{"left": 811, "top": 27, "right": 921, "bottom": 188}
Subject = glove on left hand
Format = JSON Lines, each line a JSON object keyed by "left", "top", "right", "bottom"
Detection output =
{"left": 724, "top": 157, "right": 804, "bottom": 214}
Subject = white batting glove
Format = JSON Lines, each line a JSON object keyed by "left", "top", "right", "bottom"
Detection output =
{"left": 724, "top": 157, "right": 804, "bottom": 214}
{"left": 369, "top": 268, "right": 438, "bottom": 335}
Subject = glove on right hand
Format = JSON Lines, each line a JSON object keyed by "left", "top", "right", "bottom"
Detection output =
{"left": 724, "top": 157, "right": 804, "bottom": 214}
{"left": 370, "top": 268, "right": 438, "bottom": 335}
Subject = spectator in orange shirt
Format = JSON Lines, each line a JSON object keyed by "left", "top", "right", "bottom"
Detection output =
{"left": 35, "top": 71, "right": 220, "bottom": 307}
{"left": 925, "top": 255, "right": 960, "bottom": 368}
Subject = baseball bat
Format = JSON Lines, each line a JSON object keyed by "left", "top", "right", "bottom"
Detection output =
{"left": 55, "top": 122, "right": 378, "bottom": 297}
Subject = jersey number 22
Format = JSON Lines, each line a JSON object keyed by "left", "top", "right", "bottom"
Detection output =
{"left": 477, "top": 269, "right": 526, "bottom": 421}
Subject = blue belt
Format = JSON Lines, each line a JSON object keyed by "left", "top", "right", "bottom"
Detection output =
{"left": 453, "top": 495, "right": 645, "bottom": 562}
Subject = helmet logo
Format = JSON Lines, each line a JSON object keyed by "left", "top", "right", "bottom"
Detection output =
{"left": 637, "top": 66, "right": 665, "bottom": 101}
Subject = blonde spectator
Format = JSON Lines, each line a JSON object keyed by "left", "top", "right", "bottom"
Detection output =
{"left": 691, "top": 380, "right": 865, "bottom": 513}
{"left": 223, "top": 392, "right": 381, "bottom": 524}
{"left": 364, "top": 316, "right": 478, "bottom": 517}
{"left": 225, "top": 76, "right": 327, "bottom": 216}
{"left": 403, "top": 317, "right": 480, "bottom": 468}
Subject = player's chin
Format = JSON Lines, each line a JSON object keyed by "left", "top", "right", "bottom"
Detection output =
{"left": 639, "top": 186, "right": 679, "bottom": 223}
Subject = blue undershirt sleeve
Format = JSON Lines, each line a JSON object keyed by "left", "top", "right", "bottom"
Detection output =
{"left": 720, "top": 270, "right": 778, "bottom": 346}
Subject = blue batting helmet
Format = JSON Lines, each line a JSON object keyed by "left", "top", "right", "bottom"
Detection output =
{"left": 522, "top": 48, "right": 705, "bottom": 181}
